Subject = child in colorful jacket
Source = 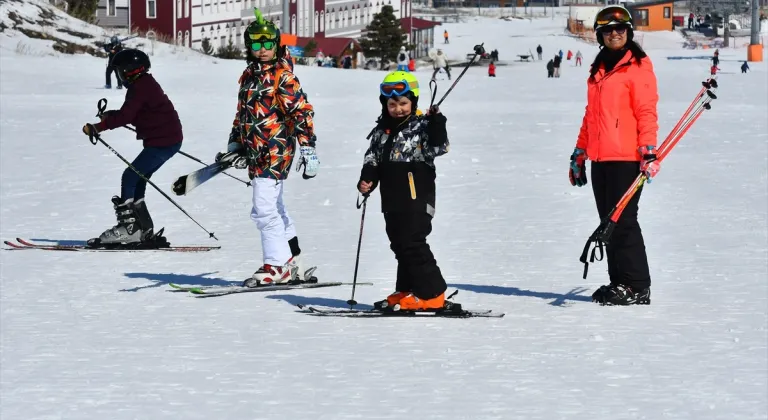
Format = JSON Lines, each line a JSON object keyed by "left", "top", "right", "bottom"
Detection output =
{"left": 357, "top": 71, "right": 450, "bottom": 311}
{"left": 217, "top": 9, "right": 319, "bottom": 287}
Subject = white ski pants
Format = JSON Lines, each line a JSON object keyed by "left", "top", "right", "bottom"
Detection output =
{"left": 250, "top": 178, "right": 296, "bottom": 266}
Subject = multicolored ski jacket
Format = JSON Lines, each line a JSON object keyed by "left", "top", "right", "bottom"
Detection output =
{"left": 231, "top": 55, "right": 316, "bottom": 180}
{"left": 359, "top": 113, "right": 449, "bottom": 214}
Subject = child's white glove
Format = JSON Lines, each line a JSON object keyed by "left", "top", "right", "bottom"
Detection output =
{"left": 297, "top": 146, "right": 319, "bottom": 179}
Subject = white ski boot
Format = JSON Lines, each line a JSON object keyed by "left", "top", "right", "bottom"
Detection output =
{"left": 243, "top": 257, "right": 298, "bottom": 288}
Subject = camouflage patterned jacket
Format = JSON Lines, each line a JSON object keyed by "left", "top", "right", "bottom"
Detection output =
{"left": 359, "top": 113, "right": 449, "bottom": 214}
{"left": 231, "top": 54, "right": 316, "bottom": 180}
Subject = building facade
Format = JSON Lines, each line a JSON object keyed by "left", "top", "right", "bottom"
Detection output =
{"left": 96, "top": 0, "right": 130, "bottom": 28}
{"left": 127, "top": 0, "right": 411, "bottom": 50}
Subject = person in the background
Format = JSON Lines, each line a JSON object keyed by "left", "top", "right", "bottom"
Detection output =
{"left": 712, "top": 49, "right": 719, "bottom": 67}
{"left": 103, "top": 35, "right": 123, "bottom": 89}
{"left": 741, "top": 61, "right": 750, "bottom": 73}
{"left": 536, "top": 44, "right": 543, "bottom": 60}
{"left": 396, "top": 46, "right": 410, "bottom": 72}
{"left": 575, "top": 50, "right": 583, "bottom": 66}
{"left": 443, "top": 30, "right": 449, "bottom": 44}
{"left": 570, "top": 5, "right": 659, "bottom": 306}
{"left": 710, "top": 64, "right": 719, "bottom": 76}
{"left": 488, "top": 61, "right": 496, "bottom": 77}
{"left": 558, "top": 49, "right": 564, "bottom": 60}
{"left": 546, "top": 59, "right": 555, "bottom": 78}
{"left": 431, "top": 49, "right": 451, "bottom": 81}
{"left": 567, "top": 50, "right": 573, "bottom": 61}
{"left": 553, "top": 53, "right": 562, "bottom": 77}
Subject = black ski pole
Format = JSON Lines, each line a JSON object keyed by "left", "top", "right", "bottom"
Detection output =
{"left": 85, "top": 124, "right": 218, "bottom": 240}
{"left": 433, "top": 42, "right": 485, "bottom": 108}
{"left": 347, "top": 194, "right": 368, "bottom": 308}
{"left": 97, "top": 98, "right": 250, "bottom": 187}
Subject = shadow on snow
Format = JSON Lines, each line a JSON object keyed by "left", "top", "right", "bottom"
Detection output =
{"left": 266, "top": 294, "right": 374, "bottom": 310}
{"left": 448, "top": 283, "right": 592, "bottom": 306}
{"left": 120, "top": 271, "right": 237, "bottom": 292}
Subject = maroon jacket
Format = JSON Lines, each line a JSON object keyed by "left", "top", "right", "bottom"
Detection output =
{"left": 97, "top": 74, "right": 183, "bottom": 147}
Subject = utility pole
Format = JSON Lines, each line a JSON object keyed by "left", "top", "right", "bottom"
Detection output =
{"left": 749, "top": 0, "right": 763, "bottom": 61}
{"left": 282, "top": 0, "right": 290, "bottom": 35}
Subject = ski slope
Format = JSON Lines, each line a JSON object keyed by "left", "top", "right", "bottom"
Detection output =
{"left": 2, "top": 12, "right": 767, "bottom": 420}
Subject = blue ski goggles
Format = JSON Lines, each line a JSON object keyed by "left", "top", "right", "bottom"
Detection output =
{"left": 380, "top": 80, "right": 418, "bottom": 97}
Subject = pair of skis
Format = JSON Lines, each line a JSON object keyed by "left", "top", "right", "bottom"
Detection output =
{"left": 3, "top": 237, "right": 219, "bottom": 252}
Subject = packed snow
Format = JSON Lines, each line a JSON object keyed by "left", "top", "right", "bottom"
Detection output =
{"left": 1, "top": 4, "right": 767, "bottom": 420}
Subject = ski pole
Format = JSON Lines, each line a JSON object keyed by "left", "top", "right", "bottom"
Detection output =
{"left": 96, "top": 98, "right": 250, "bottom": 187}
{"left": 433, "top": 43, "right": 485, "bottom": 108}
{"left": 347, "top": 194, "right": 368, "bottom": 308}
{"left": 85, "top": 125, "right": 218, "bottom": 240}
{"left": 578, "top": 79, "right": 718, "bottom": 279}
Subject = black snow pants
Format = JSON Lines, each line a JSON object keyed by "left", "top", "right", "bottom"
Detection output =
{"left": 106, "top": 65, "right": 122, "bottom": 87}
{"left": 591, "top": 161, "right": 651, "bottom": 290}
{"left": 384, "top": 212, "right": 447, "bottom": 299}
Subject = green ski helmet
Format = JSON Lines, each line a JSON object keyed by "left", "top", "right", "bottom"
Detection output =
{"left": 244, "top": 8, "right": 281, "bottom": 59}
{"left": 379, "top": 71, "right": 420, "bottom": 110}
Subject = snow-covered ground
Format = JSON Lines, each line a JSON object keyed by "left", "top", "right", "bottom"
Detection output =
{"left": 1, "top": 8, "right": 767, "bottom": 420}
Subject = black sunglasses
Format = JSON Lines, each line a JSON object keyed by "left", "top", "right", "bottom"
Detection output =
{"left": 600, "top": 25, "right": 628, "bottom": 35}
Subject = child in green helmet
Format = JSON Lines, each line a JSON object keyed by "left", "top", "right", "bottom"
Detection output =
{"left": 357, "top": 71, "right": 450, "bottom": 311}
{"left": 216, "top": 9, "right": 319, "bottom": 287}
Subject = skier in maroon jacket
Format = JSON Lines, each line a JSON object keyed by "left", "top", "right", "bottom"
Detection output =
{"left": 82, "top": 49, "right": 183, "bottom": 247}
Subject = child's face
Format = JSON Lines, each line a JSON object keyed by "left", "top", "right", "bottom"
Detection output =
{"left": 386, "top": 96, "right": 412, "bottom": 118}
{"left": 250, "top": 42, "right": 276, "bottom": 62}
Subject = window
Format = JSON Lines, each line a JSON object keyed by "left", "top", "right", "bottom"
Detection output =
{"left": 663, "top": 7, "right": 670, "bottom": 19}
{"left": 177, "top": 0, "right": 182, "bottom": 18}
{"left": 147, "top": 0, "right": 156, "bottom": 18}
{"left": 184, "top": 0, "right": 190, "bottom": 18}
{"left": 633, "top": 9, "right": 648, "bottom": 27}
{"left": 107, "top": 0, "right": 116, "bottom": 16}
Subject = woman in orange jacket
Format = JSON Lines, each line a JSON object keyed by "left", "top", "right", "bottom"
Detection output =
{"left": 569, "top": 5, "right": 660, "bottom": 306}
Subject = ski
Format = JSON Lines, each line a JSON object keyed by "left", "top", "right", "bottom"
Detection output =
{"left": 3, "top": 238, "right": 219, "bottom": 252}
{"left": 168, "top": 267, "right": 321, "bottom": 291}
{"left": 173, "top": 160, "right": 232, "bottom": 196}
{"left": 297, "top": 304, "right": 505, "bottom": 318}
{"left": 188, "top": 281, "right": 347, "bottom": 298}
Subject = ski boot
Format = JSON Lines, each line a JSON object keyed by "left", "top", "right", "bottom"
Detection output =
{"left": 373, "top": 292, "right": 409, "bottom": 310}
{"left": 394, "top": 292, "right": 446, "bottom": 311}
{"left": 104, "top": 84, "right": 111, "bottom": 89}
{"left": 116, "top": 85, "right": 123, "bottom": 90}
{"left": 133, "top": 200, "right": 170, "bottom": 249}
{"left": 288, "top": 236, "right": 316, "bottom": 282}
{"left": 592, "top": 284, "right": 650, "bottom": 306}
{"left": 87, "top": 196, "right": 144, "bottom": 248}
{"left": 242, "top": 257, "right": 298, "bottom": 288}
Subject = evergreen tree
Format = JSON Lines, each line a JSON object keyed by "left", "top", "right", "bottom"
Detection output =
{"left": 66, "top": 0, "right": 98, "bottom": 23}
{"left": 359, "top": 5, "right": 406, "bottom": 70}
{"left": 201, "top": 37, "right": 214, "bottom": 55}
{"left": 215, "top": 37, "right": 242, "bottom": 60}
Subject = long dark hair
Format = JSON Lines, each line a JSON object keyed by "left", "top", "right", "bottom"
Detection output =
{"left": 589, "top": 40, "right": 647, "bottom": 80}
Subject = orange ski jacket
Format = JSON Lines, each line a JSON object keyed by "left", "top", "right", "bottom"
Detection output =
{"left": 576, "top": 50, "right": 659, "bottom": 161}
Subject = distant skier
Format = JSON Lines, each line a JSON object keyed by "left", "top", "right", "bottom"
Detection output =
{"left": 396, "top": 46, "right": 410, "bottom": 72}
{"left": 741, "top": 61, "right": 750, "bottom": 73}
{"left": 546, "top": 59, "right": 555, "bottom": 78}
{"left": 443, "top": 29, "right": 449, "bottom": 44}
{"left": 536, "top": 44, "right": 543, "bottom": 60}
{"left": 488, "top": 61, "right": 496, "bottom": 77}
{"left": 558, "top": 49, "right": 564, "bottom": 60}
{"left": 570, "top": 5, "right": 659, "bottom": 306}
{"left": 567, "top": 50, "right": 573, "bottom": 61}
{"left": 710, "top": 64, "right": 719, "bottom": 76}
{"left": 216, "top": 9, "right": 319, "bottom": 286}
{"left": 712, "top": 49, "right": 719, "bottom": 67}
{"left": 575, "top": 50, "right": 583, "bottom": 66}
{"left": 357, "top": 71, "right": 450, "bottom": 311}
{"left": 82, "top": 49, "right": 183, "bottom": 248}
{"left": 553, "top": 54, "right": 562, "bottom": 77}
{"left": 431, "top": 49, "right": 451, "bottom": 81}
{"left": 104, "top": 35, "right": 123, "bottom": 89}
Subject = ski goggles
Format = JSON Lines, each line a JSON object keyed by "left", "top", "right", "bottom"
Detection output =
{"left": 380, "top": 80, "right": 418, "bottom": 97}
{"left": 595, "top": 7, "right": 632, "bottom": 26}
{"left": 248, "top": 34, "right": 277, "bottom": 51}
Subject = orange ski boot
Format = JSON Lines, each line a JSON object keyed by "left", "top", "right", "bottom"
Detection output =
{"left": 395, "top": 292, "right": 446, "bottom": 311}
{"left": 374, "top": 291, "right": 409, "bottom": 310}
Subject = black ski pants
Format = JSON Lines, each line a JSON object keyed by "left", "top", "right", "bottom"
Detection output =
{"left": 384, "top": 212, "right": 447, "bottom": 299}
{"left": 106, "top": 65, "right": 122, "bottom": 87}
{"left": 591, "top": 161, "right": 651, "bottom": 290}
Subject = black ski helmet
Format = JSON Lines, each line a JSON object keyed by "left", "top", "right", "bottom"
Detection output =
{"left": 594, "top": 5, "right": 635, "bottom": 47}
{"left": 111, "top": 48, "right": 151, "bottom": 84}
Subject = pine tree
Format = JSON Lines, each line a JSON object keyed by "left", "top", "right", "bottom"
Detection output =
{"left": 201, "top": 37, "right": 214, "bottom": 55}
{"left": 215, "top": 37, "right": 242, "bottom": 59}
{"left": 359, "top": 5, "right": 406, "bottom": 70}
{"left": 66, "top": 0, "right": 98, "bottom": 23}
